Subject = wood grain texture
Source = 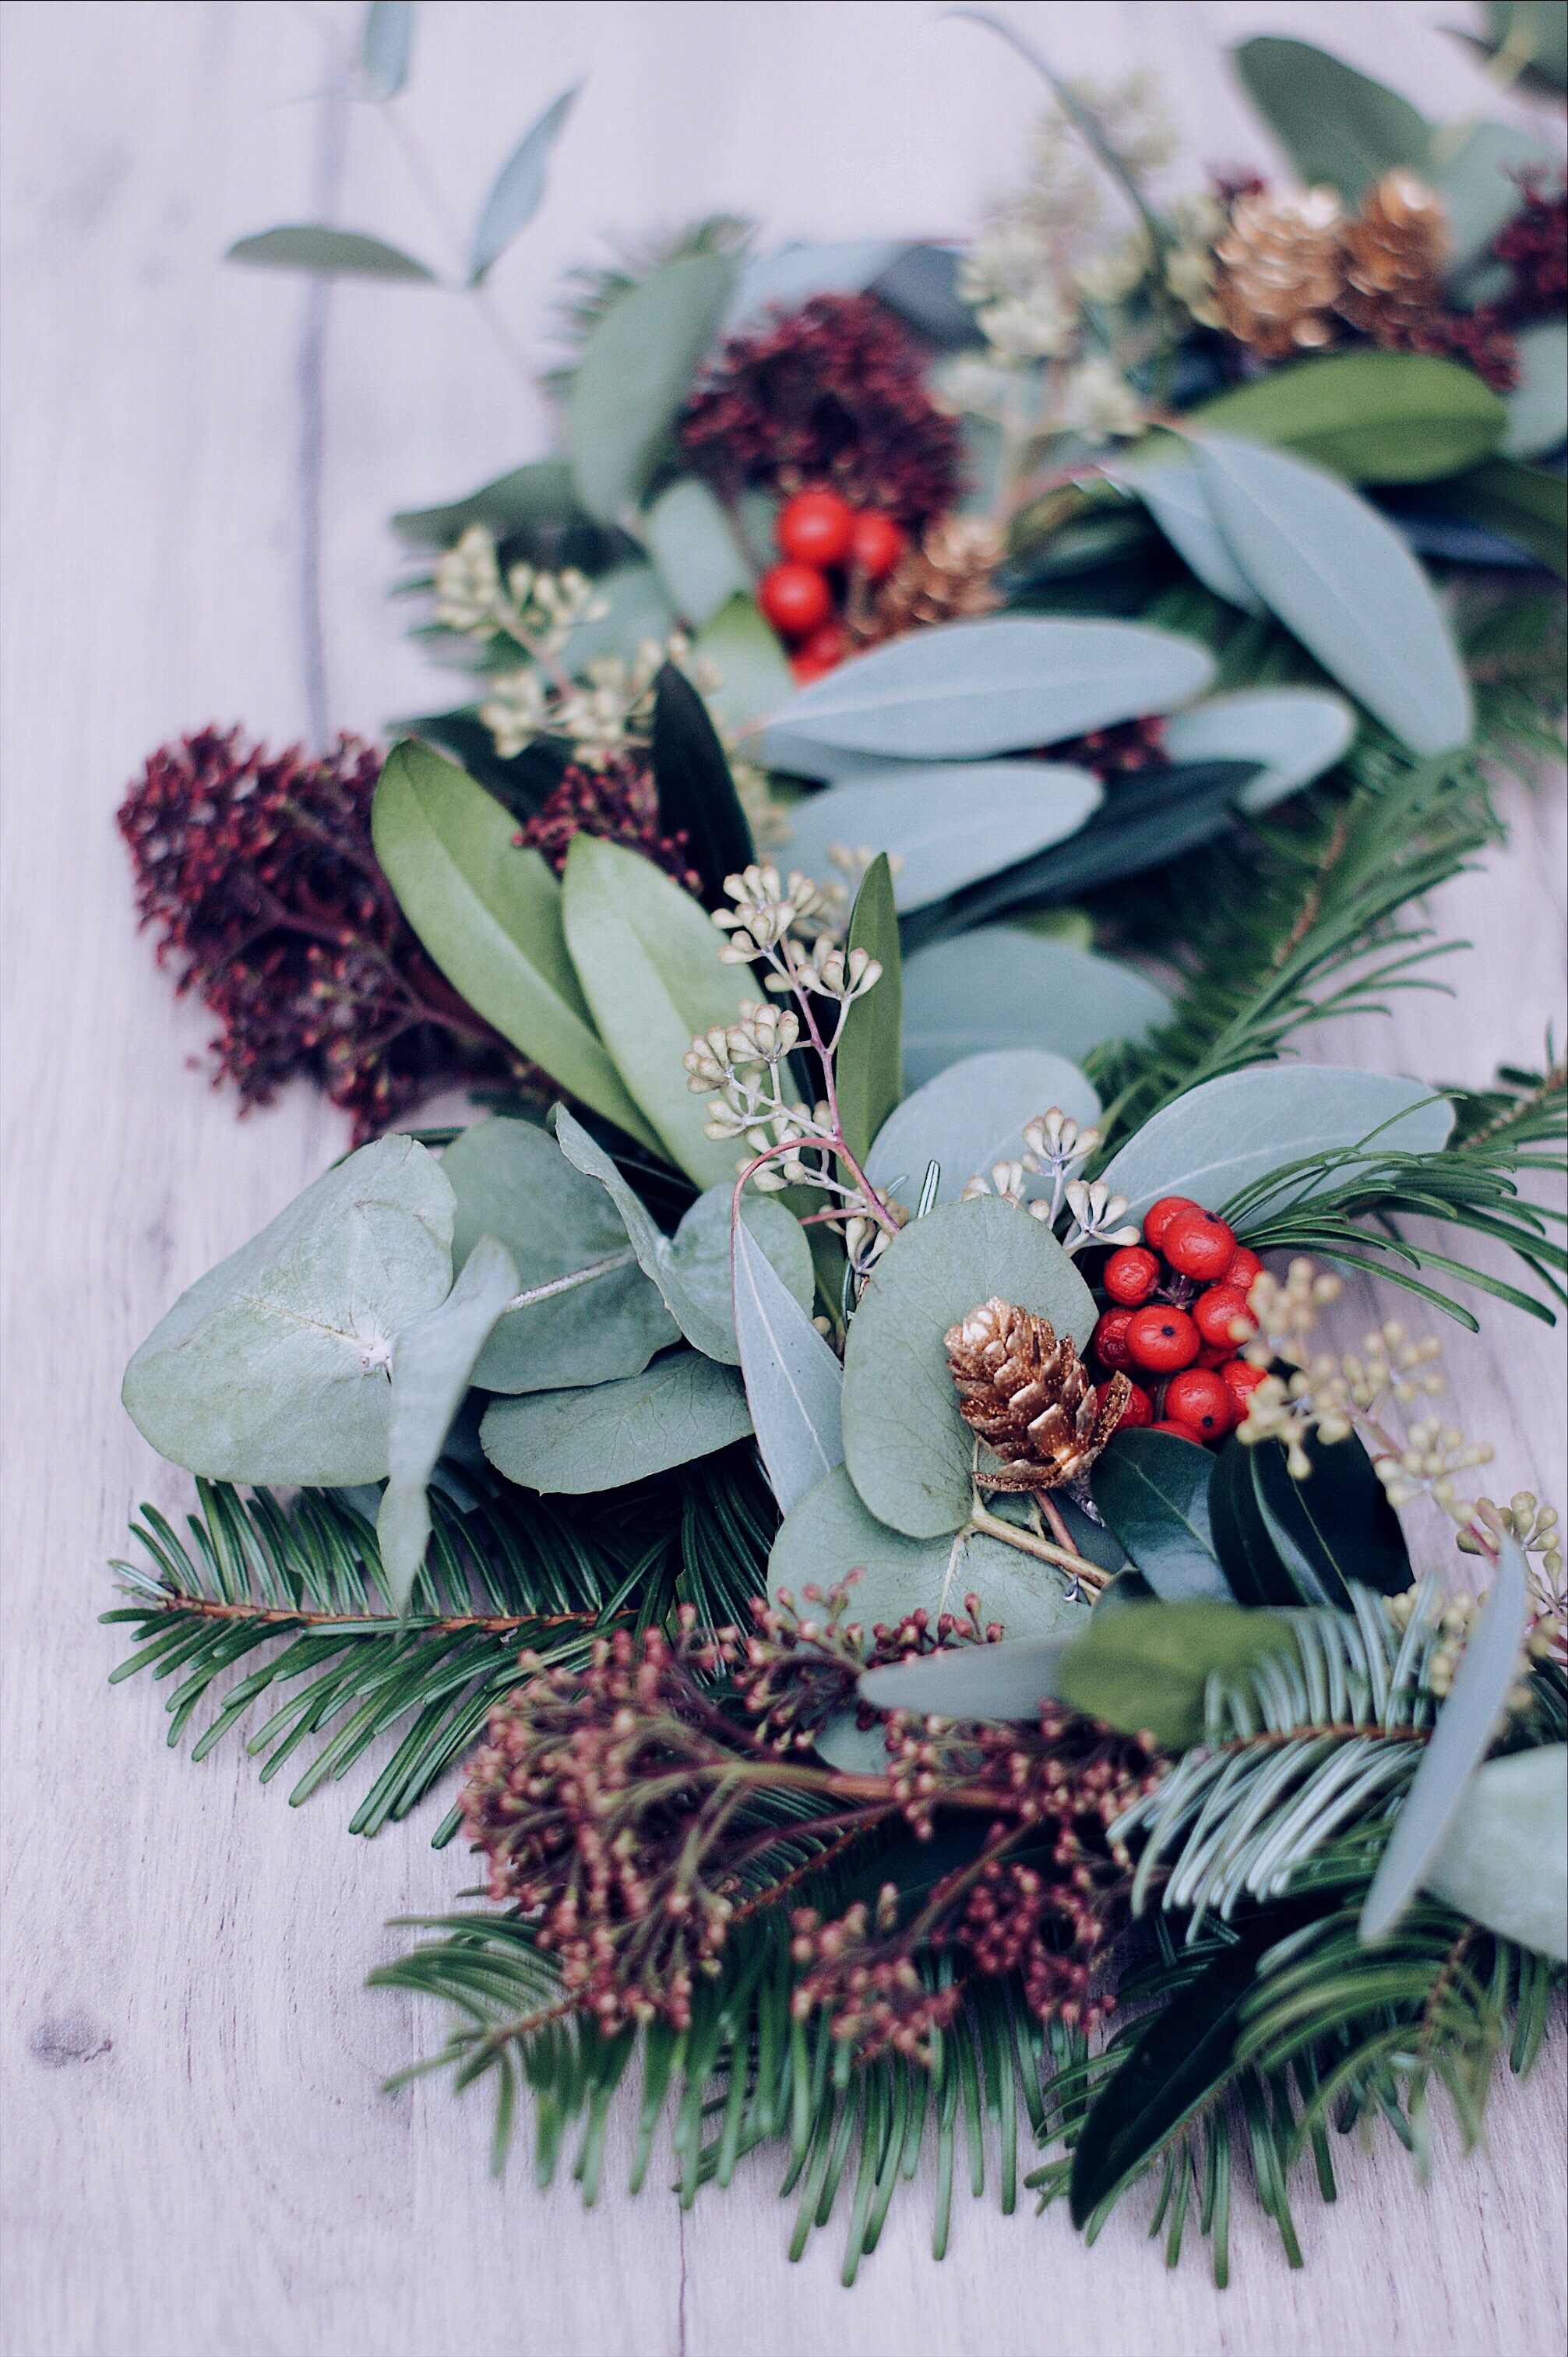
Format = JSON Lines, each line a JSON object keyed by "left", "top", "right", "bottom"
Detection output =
{"left": 0, "top": 5, "right": 1562, "bottom": 2354}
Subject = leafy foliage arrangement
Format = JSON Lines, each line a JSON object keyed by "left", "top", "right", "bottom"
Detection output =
{"left": 109, "top": 0, "right": 1566, "bottom": 2294}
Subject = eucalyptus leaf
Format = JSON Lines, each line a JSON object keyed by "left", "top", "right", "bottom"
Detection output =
{"left": 378, "top": 1234, "right": 519, "bottom": 1611}
{"left": 468, "top": 83, "right": 580, "bottom": 284}
{"left": 360, "top": 0, "right": 414, "bottom": 98}
{"left": 1098, "top": 1064, "right": 1454, "bottom": 1229}
{"left": 694, "top": 593, "right": 795, "bottom": 737}
{"left": 780, "top": 764, "right": 1102, "bottom": 913}
{"left": 1090, "top": 1431, "right": 1231, "bottom": 1602}
{"left": 1230, "top": 37, "right": 1430, "bottom": 206}
{"left": 841, "top": 1198, "right": 1096, "bottom": 1540}
{"left": 1192, "top": 435, "right": 1472, "bottom": 755}
{"left": 833, "top": 854, "right": 902, "bottom": 1165}
{"left": 651, "top": 662, "right": 755, "bottom": 911}
{"left": 764, "top": 618, "right": 1215, "bottom": 760}
{"left": 439, "top": 1117, "right": 678, "bottom": 1392}
{"left": 1447, "top": 2, "right": 1567, "bottom": 97}
{"left": 900, "top": 931, "right": 1170, "bottom": 1090}
{"left": 1125, "top": 460, "right": 1263, "bottom": 611}
{"left": 1186, "top": 352, "right": 1507, "bottom": 484}
{"left": 1431, "top": 122, "right": 1559, "bottom": 275}
{"left": 1500, "top": 322, "right": 1568, "bottom": 461}
{"left": 122, "top": 1138, "right": 453, "bottom": 1485}
{"left": 226, "top": 226, "right": 437, "bottom": 281}
{"left": 859, "top": 1633, "right": 1076, "bottom": 1724}
{"left": 1423, "top": 1745, "right": 1568, "bottom": 1960}
{"left": 1051, "top": 1600, "right": 1297, "bottom": 1750}
{"left": 481, "top": 1350, "right": 751, "bottom": 1492}
{"left": 558, "top": 562, "right": 676, "bottom": 669}
{"left": 733, "top": 1216, "right": 844, "bottom": 1513}
{"left": 643, "top": 478, "right": 754, "bottom": 628}
{"left": 865, "top": 1049, "right": 1101, "bottom": 1211}
{"left": 372, "top": 740, "right": 660, "bottom": 1149}
{"left": 568, "top": 252, "right": 735, "bottom": 522}
{"left": 1360, "top": 1534, "right": 1531, "bottom": 1943}
{"left": 1161, "top": 689, "right": 1356, "bottom": 814}
{"left": 560, "top": 834, "right": 752, "bottom": 1187}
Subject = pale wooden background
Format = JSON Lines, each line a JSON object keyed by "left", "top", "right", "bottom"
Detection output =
{"left": 2, "top": 5, "right": 1564, "bottom": 2353}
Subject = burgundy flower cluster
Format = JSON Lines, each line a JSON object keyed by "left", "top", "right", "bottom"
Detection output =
{"left": 513, "top": 750, "right": 700, "bottom": 892}
{"left": 680, "top": 292, "right": 965, "bottom": 529}
{"left": 1046, "top": 714, "right": 1168, "bottom": 778}
{"left": 118, "top": 726, "right": 521, "bottom": 1141}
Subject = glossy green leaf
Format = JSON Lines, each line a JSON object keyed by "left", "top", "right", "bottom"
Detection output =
{"left": 567, "top": 252, "right": 735, "bottom": 522}
{"left": 1090, "top": 1431, "right": 1231, "bottom": 1603}
{"left": 378, "top": 1234, "right": 519, "bottom": 1611}
{"left": 733, "top": 1215, "right": 844, "bottom": 1513}
{"left": 1161, "top": 690, "right": 1356, "bottom": 814}
{"left": 651, "top": 662, "right": 755, "bottom": 911}
{"left": 1209, "top": 1433, "right": 1300, "bottom": 1608}
{"left": 834, "top": 854, "right": 902, "bottom": 1166}
{"left": 554, "top": 1106, "right": 811, "bottom": 1364}
{"left": 1186, "top": 352, "right": 1506, "bottom": 484}
{"left": 1193, "top": 434, "right": 1472, "bottom": 754}
{"left": 693, "top": 593, "right": 795, "bottom": 738}
{"left": 391, "top": 460, "right": 584, "bottom": 550}
{"left": 360, "top": 0, "right": 414, "bottom": 97}
{"left": 1051, "top": 1600, "right": 1297, "bottom": 1750}
{"left": 481, "top": 1350, "right": 751, "bottom": 1492}
{"left": 764, "top": 618, "right": 1215, "bottom": 760}
{"left": 371, "top": 740, "right": 659, "bottom": 1149}
{"left": 1501, "top": 322, "right": 1568, "bottom": 461}
{"left": 439, "top": 1117, "right": 677, "bottom": 1392}
{"left": 841, "top": 1198, "right": 1097, "bottom": 1539}
{"left": 122, "top": 1138, "right": 453, "bottom": 1485}
{"left": 900, "top": 930, "right": 1169, "bottom": 1090}
{"left": 780, "top": 764, "right": 1102, "bottom": 913}
{"left": 1250, "top": 1429, "right": 1411, "bottom": 1605}
{"left": 1424, "top": 1745, "right": 1568, "bottom": 1960}
{"left": 1431, "top": 459, "right": 1568, "bottom": 577}
{"left": 1231, "top": 37, "right": 1431, "bottom": 206}
{"left": 1098, "top": 1064, "right": 1454, "bottom": 1230}
{"left": 226, "top": 226, "right": 438, "bottom": 281}
{"left": 644, "top": 478, "right": 753, "bottom": 628}
{"left": 865, "top": 1049, "right": 1100, "bottom": 1211}
{"left": 468, "top": 83, "right": 580, "bottom": 284}
{"left": 1361, "top": 1534, "right": 1531, "bottom": 1942}
{"left": 560, "top": 834, "right": 751, "bottom": 1187}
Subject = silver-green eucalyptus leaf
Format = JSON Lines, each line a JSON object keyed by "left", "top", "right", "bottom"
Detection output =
{"left": 1161, "top": 690, "right": 1355, "bottom": 814}
{"left": 1501, "top": 321, "right": 1568, "bottom": 461}
{"left": 1422, "top": 1743, "right": 1568, "bottom": 1960}
{"left": 122, "top": 1137, "right": 453, "bottom": 1485}
{"left": 480, "top": 1350, "right": 751, "bottom": 1492}
{"left": 643, "top": 478, "right": 753, "bottom": 630}
{"left": 859, "top": 1635, "right": 1076, "bottom": 1723}
{"left": 568, "top": 252, "right": 736, "bottom": 522}
{"left": 694, "top": 593, "right": 795, "bottom": 739}
{"left": 778, "top": 764, "right": 1102, "bottom": 912}
{"left": 378, "top": 1234, "right": 520, "bottom": 1611}
{"left": 467, "top": 83, "right": 580, "bottom": 284}
{"left": 865, "top": 1049, "right": 1100, "bottom": 1210}
{"left": 733, "top": 1215, "right": 844, "bottom": 1512}
{"left": 1124, "top": 458, "right": 1263, "bottom": 612}
{"left": 900, "top": 935, "right": 1168, "bottom": 1090}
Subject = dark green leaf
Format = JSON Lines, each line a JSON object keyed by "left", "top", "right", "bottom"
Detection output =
{"left": 834, "top": 855, "right": 901, "bottom": 1166}
{"left": 1186, "top": 353, "right": 1506, "bottom": 485}
{"left": 1429, "top": 461, "right": 1568, "bottom": 578}
{"left": 1250, "top": 1428, "right": 1411, "bottom": 1604}
{"left": 391, "top": 461, "right": 587, "bottom": 552}
{"left": 226, "top": 226, "right": 438, "bottom": 281}
{"left": 1209, "top": 1436, "right": 1299, "bottom": 1607}
{"left": 1231, "top": 38, "right": 1431, "bottom": 206}
{"left": 469, "top": 83, "right": 580, "bottom": 284}
{"left": 1090, "top": 1431, "right": 1231, "bottom": 1602}
{"left": 652, "top": 663, "right": 755, "bottom": 911}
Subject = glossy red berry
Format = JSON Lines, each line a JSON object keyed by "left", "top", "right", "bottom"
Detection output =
{"left": 1163, "top": 1367, "right": 1233, "bottom": 1440}
{"left": 1193, "top": 1283, "right": 1256, "bottom": 1348}
{"left": 1196, "top": 1342, "right": 1231, "bottom": 1369}
{"left": 1161, "top": 1207, "right": 1237, "bottom": 1281}
{"left": 1143, "top": 1195, "right": 1201, "bottom": 1251}
{"left": 849, "top": 510, "right": 906, "bottom": 580}
{"left": 759, "top": 563, "right": 833, "bottom": 640}
{"left": 1224, "top": 1245, "right": 1263, "bottom": 1291}
{"left": 798, "top": 620, "right": 847, "bottom": 667}
{"left": 1092, "top": 1307, "right": 1136, "bottom": 1371}
{"left": 1219, "top": 1357, "right": 1267, "bottom": 1417}
{"left": 777, "top": 489, "right": 855, "bottom": 569}
{"left": 1126, "top": 1305, "right": 1200, "bottom": 1373}
{"left": 1150, "top": 1419, "right": 1204, "bottom": 1442}
{"left": 1103, "top": 1245, "right": 1160, "bottom": 1306}
{"left": 1105, "top": 1380, "right": 1153, "bottom": 1431}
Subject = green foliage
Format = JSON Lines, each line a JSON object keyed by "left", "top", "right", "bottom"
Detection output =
{"left": 865, "top": 1047, "right": 1099, "bottom": 1210}
{"left": 468, "top": 86, "right": 581, "bottom": 286}
{"left": 1186, "top": 353, "right": 1508, "bottom": 485}
{"left": 899, "top": 930, "right": 1169, "bottom": 1092}
{"left": 833, "top": 855, "right": 903, "bottom": 1166}
{"left": 1230, "top": 37, "right": 1431, "bottom": 205}
{"left": 567, "top": 253, "right": 738, "bottom": 523}
{"left": 1210, "top": 1430, "right": 1412, "bottom": 1609}
{"left": 227, "top": 227, "right": 439, "bottom": 281}
{"left": 481, "top": 1353, "right": 752, "bottom": 1493}
{"left": 650, "top": 662, "right": 755, "bottom": 912}
{"left": 1090, "top": 1431, "right": 1230, "bottom": 1604}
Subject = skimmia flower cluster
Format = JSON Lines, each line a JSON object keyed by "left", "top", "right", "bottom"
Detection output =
{"left": 959, "top": 1110, "right": 1140, "bottom": 1254}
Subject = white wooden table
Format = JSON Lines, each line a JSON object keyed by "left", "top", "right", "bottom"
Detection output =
{"left": 2, "top": 6, "right": 1563, "bottom": 2352}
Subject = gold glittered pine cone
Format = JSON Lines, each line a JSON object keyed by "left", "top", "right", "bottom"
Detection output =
{"left": 1212, "top": 188, "right": 1344, "bottom": 360}
{"left": 944, "top": 1296, "right": 1129, "bottom": 1493}
{"left": 856, "top": 517, "right": 1003, "bottom": 647}
{"left": 1337, "top": 169, "right": 1450, "bottom": 341}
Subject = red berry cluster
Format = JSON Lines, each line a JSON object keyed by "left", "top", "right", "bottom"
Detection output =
{"left": 1089, "top": 1196, "right": 1266, "bottom": 1448}
{"left": 758, "top": 488, "right": 906, "bottom": 682}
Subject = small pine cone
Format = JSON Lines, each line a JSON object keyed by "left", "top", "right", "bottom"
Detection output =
{"left": 857, "top": 517, "right": 1003, "bottom": 646}
{"left": 1338, "top": 170, "right": 1450, "bottom": 340}
{"left": 1212, "top": 189, "right": 1344, "bottom": 360}
{"left": 945, "top": 1297, "right": 1129, "bottom": 1492}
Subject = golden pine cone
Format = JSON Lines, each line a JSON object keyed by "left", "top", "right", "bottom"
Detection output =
{"left": 944, "top": 1297, "right": 1129, "bottom": 1493}
{"left": 857, "top": 517, "right": 1003, "bottom": 646}
{"left": 1337, "top": 170, "right": 1450, "bottom": 340}
{"left": 1212, "top": 189, "right": 1344, "bottom": 360}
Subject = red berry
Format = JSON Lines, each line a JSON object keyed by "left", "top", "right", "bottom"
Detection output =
{"left": 1219, "top": 1358, "right": 1267, "bottom": 1417}
{"left": 1143, "top": 1195, "right": 1201, "bottom": 1251}
{"left": 1105, "top": 1380, "right": 1153, "bottom": 1432}
{"left": 798, "top": 620, "right": 847, "bottom": 666}
{"left": 1092, "top": 1307, "right": 1136, "bottom": 1372}
{"left": 1163, "top": 1367, "right": 1233, "bottom": 1440}
{"left": 1161, "top": 1207, "right": 1237, "bottom": 1281}
{"left": 1196, "top": 1342, "right": 1231, "bottom": 1369}
{"left": 1150, "top": 1419, "right": 1205, "bottom": 1442}
{"left": 1225, "top": 1245, "right": 1263, "bottom": 1291}
{"left": 849, "top": 510, "right": 906, "bottom": 580}
{"left": 777, "top": 489, "right": 854, "bottom": 569}
{"left": 1103, "top": 1246, "right": 1160, "bottom": 1306}
{"left": 1126, "top": 1305, "right": 1200, "bottom": 1374}
{"left": 759, "top": 563, "right": 833, "bottom": 639}
{"left": 1193, "top": 1283, "right": 1257, "bottom": 1349}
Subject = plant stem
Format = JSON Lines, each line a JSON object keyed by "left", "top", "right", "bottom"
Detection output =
{"left": 967, "top": 1498, "right": 1107, "bottom": 1591}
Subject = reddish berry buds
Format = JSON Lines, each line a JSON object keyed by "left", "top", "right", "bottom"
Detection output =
{"left": 1125, "top": 1305, "right": 1200, "bottom": 1373}
{"left": 759, "top": 562, "right": 833, "bottom": 639}
{"left": 1162, "top": 1366, "right": 1234, "bottom": 1439}
{"left": 1143, "top": 1195, "right": 1200, "bottom": 1250}
{"left": 1092, "top": 1307, "right": 1136, "bottom": 1371}
{"left": 777, "top": 489, "right": 855, "bottom": 569}
{"left": 849, "top": 510, "right": 905, "bottom": 580}
{"left": 1193, "top": 1283, "right": 1257, "bottom": 1348}
{"left": 1102, "top": 1245, "right": 1160, "bottom": 1306}
{"left": 1161, "top": 1208, "right": 1237, "bottom": 1281}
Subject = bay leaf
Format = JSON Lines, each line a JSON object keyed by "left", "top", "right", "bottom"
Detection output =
{"left": 900, "top": 930, "right": 1170, "bottom": 1089}
{"left": 1186, "top": 351, "right": 1506, "bottom": 483}
{"left": 651, "top": 661, "right": 755, "bottom": 912}
{"left": 1051, "top": 1599, "right": 1298, "bottom": 1750}
{"left": 859, "top": 1633, "right": 1076, "bottom": 1724}
{"left": 1422, "top": 1744, "right": 1567, "bottom": 1961}
{"left": 733, "top": 1215, "right": 844, "bottom": 1513}
{"left": 1090, "top": 1431, "right": 1231, "bottom": 1603}
{"left": 1230, "top": 37, "right": 1431, "bottom": 207}
{"left": 568, "top": 252, "right": 735, "bottom": 522}
{"left": 480, "top": 1350, "right": 752, "bottom": 1492}
{"left": 1161, "top": 689, "right": 1355, "bottom": 814}
{"left": 865, "top": 1048, "right": 1100, "bottom": 1210}
{"left": 778, "top": 764, "right": 1102, "bottom": 912}
{"left": 1126, "top": 457, "right": 1263, "bottom": 611}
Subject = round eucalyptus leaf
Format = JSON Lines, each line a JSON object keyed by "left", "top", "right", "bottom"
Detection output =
{"left": 866, "top": 1049, "right": 1100, "bottom": 1209}
{"left": 481, "top": 1351, "right": 752, "bottom": 1493}
{"left": 841, "top": 1197, "right": 1097, "bottom": 1539}
{"left": 900, "top": 932, "right": 1170, "bottom": 1089}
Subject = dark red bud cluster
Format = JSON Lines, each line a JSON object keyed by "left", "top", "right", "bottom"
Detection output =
{"left": 513, "top": 749, "right": 700, "bottom": 894}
